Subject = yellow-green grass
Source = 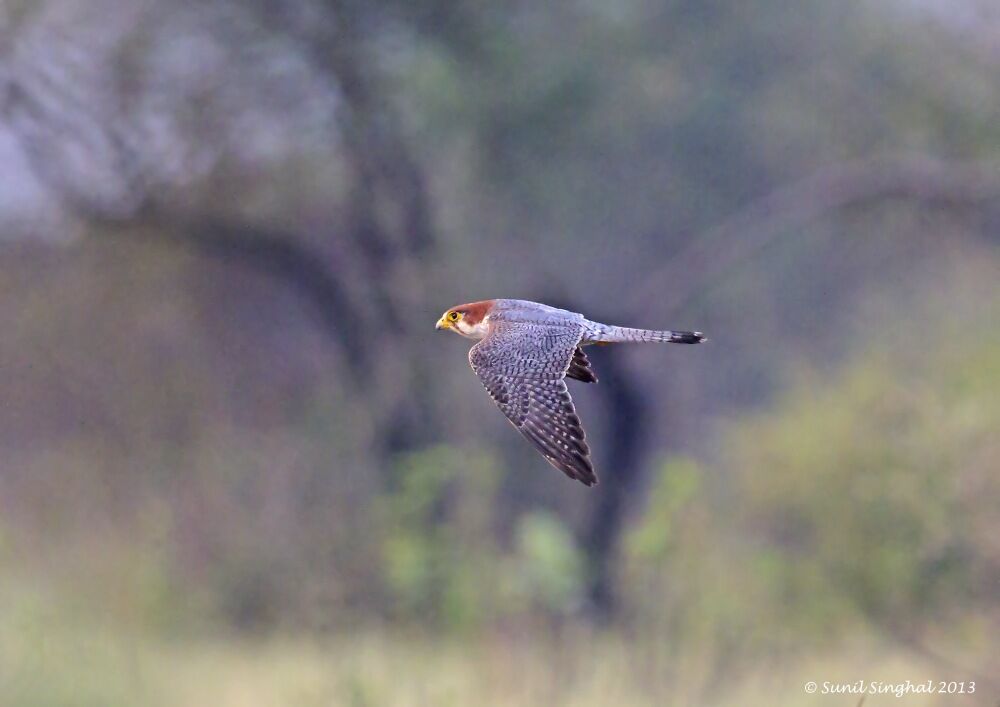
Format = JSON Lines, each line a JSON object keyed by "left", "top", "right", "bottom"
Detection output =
{"left": 2, "top": 602, "right": 993, "bottom": 707}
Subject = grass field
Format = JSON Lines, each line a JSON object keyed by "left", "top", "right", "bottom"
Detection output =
{"left": 2, "top": 598, "right": 994, "bottom": 707}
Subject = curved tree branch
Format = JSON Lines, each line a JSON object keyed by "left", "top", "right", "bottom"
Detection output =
{"left": 630, "top": 156, "right": 1000, "bottom": 316}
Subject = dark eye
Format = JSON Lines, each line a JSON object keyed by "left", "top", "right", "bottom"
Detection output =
{"left": 448, "top": 311, "right": 460, "bottom": 321}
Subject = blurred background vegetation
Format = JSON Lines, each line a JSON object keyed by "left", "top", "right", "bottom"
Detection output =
{"left": 0, "top": 0, "right": 998, "bottom": 704}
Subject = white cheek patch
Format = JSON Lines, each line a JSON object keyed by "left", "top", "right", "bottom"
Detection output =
{"left": 456, "top": 317, "right": 489, "bottom": 339}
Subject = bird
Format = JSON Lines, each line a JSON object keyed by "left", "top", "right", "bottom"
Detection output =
{"left": 435, "top": 299, "right": 706, "bottom": 487}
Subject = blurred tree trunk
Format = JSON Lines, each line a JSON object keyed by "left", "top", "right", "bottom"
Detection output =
{"left": 549, "top": 297, "right": 654, "bottom": 620}
{"left": 583, "top": 348, "right": 650, "bottom": 620}
{"left": 263, "top": 0, "right": 441, "bottom": 458}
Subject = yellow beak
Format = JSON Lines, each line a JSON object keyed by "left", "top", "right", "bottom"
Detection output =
{"left": 435, "top": 315, "right": 451, "bottom": 330}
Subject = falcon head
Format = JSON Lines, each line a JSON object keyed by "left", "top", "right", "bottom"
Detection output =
{"left": 435, "top": 300, "right": 494, "bottom": 339}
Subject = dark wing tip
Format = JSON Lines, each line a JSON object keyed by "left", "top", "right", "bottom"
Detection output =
{"left": 520, "top": 407, "right": 598, "bottom": 487}
{"left": 550, "top": 455, "right": 598, "bottom": 487}
{"left": 671, "top": 330, "right": 707, "bottom": 344}
{"left": 560, "top": 447, "right": 598, "bottom": 487}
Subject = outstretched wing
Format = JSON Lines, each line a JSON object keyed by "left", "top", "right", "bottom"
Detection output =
{"left": 469, "top": 320, "right": 596, "bottom": 486}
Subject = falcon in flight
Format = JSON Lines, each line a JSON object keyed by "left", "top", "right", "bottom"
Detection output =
{"left": 436, "top": 299, "right": 706, "bottom": 487}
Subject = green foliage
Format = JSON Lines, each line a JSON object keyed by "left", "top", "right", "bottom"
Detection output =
{"left": 624, "top": 456, "right": 773, "bottom": 661}
{"left": 732, "top": 335, "right": 999, "bottom": 632}
{"left": 627, "top": 457, "right": 703, "bottom": 562}
{"left": 379, "top": 447, "right": 590, "bottom": 625}
{"left": 624, "top": 322, "right": 1000, "bottom": 657}
{"left": 380, "top": 445, "right": 503, "bottom": 628}
{"left": 513, "top": 511, "right": 585, "bottom": 613}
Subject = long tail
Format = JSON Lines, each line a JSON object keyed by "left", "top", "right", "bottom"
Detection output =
{"left": 587, "top": 324, "right": 706, "bottom": 344}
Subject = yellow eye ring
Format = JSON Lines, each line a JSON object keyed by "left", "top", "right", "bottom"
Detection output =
{"left": 448, "top": 311, "right": 461, "bottom": 321}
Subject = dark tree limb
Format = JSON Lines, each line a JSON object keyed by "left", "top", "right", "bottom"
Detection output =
{"left": 97, "top": 210, "right": 372, "bottom": 378}
{"left": 1, "top": 3, "right": 436, "bottom": 398}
